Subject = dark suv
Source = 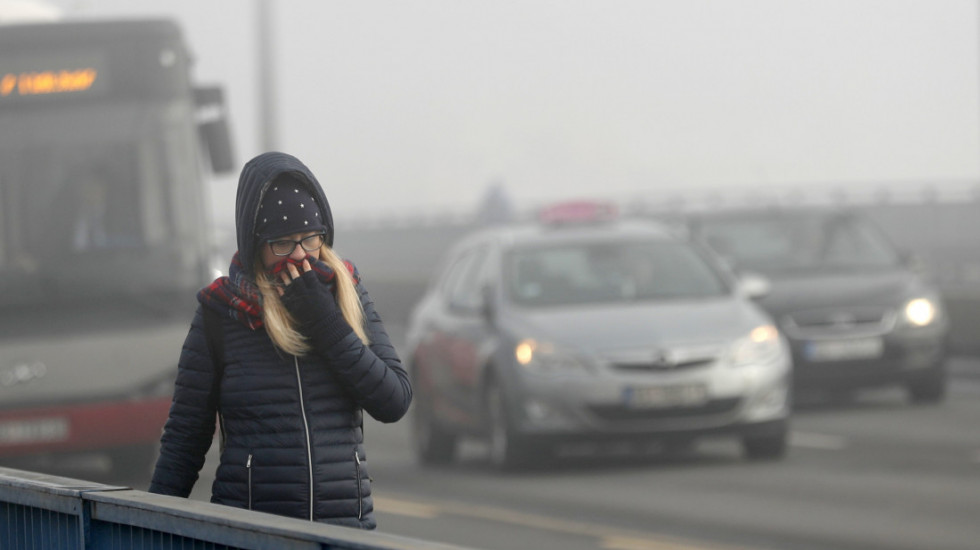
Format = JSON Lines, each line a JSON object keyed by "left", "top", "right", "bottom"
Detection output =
{"left": 686, "top": 208, "right": 948, "bottom": 404}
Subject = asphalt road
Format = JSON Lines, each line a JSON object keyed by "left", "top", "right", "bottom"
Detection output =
{"left": 20, "top": 355, "right": 979, "bottom": 550}
{"left": 166, "top": 355, "right": 980, "bottom": 550}
{"left": 359, "top": 367, "right": 980, "bottom": 550}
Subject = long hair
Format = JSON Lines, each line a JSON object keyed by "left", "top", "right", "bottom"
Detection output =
{"left": 255, "top": 245, "right": 369, "bottom": 356}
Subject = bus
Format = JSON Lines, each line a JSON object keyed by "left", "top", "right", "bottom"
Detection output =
{"left": 0, "top": 17, "right": 233, "bottom": 477}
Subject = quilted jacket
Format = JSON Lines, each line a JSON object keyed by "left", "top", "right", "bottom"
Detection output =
{"left": 149, "top": 152, "right": 412, "bottom": 529}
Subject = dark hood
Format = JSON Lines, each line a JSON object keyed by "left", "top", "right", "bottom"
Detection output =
{"left": 755, "top": 268, "right": 923, "bottom": 318}
{"left": 235, "top": 152, "right": 334, "bottom": 277}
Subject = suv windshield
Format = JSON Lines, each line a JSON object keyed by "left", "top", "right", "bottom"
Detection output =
{"left": 505, "top": 239, "right": 728, "bottom": 307}
{"left": 695, "top": 213, "right": 900, "bottom": 274}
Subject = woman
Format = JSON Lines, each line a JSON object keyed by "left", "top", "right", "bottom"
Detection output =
{"left": 149, "top": 151, "right": 412, "bottom": 529}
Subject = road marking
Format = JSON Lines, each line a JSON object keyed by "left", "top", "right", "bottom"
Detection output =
{"left": 790, "top": 431, "right": 847, "bottom": 450}
{"left": 376, "top": 494, "right": 753, "bottom": 550}
{"left": 373, "top": 496, "right": 440, "bottom": 518}
{"left": 603, "top": 535, "right": 715, "bottom": 550}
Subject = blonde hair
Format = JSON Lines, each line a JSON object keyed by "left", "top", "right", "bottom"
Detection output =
{"left": 255, "top": 245, "right": 369, "bottom": 356}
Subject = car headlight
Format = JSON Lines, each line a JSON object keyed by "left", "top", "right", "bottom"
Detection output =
{"left": 514, "top": 339, "right": 590, "bottom": 375}
{"left": 903, "top": 298, "right": 938, "bottom": 327}
{"left": 727, "top": 325, "right": 783, "bottom": 367}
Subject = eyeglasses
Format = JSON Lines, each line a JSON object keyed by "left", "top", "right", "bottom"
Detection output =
{"left": 266, "top": 233, "right": 326, "bottom": 256}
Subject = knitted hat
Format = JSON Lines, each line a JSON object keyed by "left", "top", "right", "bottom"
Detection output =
{"left": 255, "top": 174, "right": 326, "bottom": 240}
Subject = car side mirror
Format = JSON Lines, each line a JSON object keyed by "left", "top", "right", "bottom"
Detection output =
{"left": 194, "top": 85, "right": 236, "bottom": 174}
{"left": 737, "top": 272, "right": 771, "bottom": 299}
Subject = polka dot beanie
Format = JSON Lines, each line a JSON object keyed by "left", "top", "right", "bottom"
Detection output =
{"left": 255, "top": 173, "right": 326, "bottom": 241}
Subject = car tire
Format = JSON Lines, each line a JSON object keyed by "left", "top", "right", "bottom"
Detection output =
{"left": 412, "top": 397, "right": 457, "bottom": 465}
{"left": 485, "top": 378, "right": 537, "bottom": 471}
{"left": 906, "top": 367, "right": 946, "bottom": 405}
{"left": 742, "top": 430, "right": 788, "bottom": 461}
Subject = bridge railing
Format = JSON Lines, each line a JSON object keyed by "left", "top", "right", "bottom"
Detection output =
{"left": 0, "top": 466, "right": 470, "bottom": 550}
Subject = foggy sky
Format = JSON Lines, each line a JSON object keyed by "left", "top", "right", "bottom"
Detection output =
{"left": 42, "top": 1, "right": 980, "bottom": 224}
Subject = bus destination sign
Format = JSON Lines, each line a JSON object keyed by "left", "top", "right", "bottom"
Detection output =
{"left": 1, "top": 68, "right": 98, "bottom": 97}
{"left": 0, "top": 53, "right": 107, "bottom": 104}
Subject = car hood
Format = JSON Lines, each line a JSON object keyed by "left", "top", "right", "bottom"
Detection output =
{"left": 506, "top": 297, "right": 769, "bottom": 354}
{"left": 754, "top": 268, "right": 925, "bottom": 318}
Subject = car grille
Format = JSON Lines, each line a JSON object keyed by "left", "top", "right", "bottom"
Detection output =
{"left": 588, "top": 397, "right": 740, "bottom": 422}
{"left": 603, "top": 344, "right": 721, "bottom": 373}
{"left": 782, "top": 306, "right": 895, "bottom": 339}
{"left": 609, "top": 358, "right": 713, "bottom": 372}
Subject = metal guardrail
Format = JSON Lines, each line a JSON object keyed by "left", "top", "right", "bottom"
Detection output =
{"left": 0, "top": 466, "right": 471, "bottom": 550}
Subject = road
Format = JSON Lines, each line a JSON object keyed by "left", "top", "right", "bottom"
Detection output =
{"left": 21, "top": 356, "right": 979, "bottom": 550}
{"left": 174, "top": 355, "right": 979, "bottom": 550}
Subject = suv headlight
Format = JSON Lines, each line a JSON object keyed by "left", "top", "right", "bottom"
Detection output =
{"left": 902, "top": 297, "right": 939, "bottom": 327}
{"left": 727, "top": 325, "right": 783, "bottom": 367}
{"left": 514, "top": 339, "right": 590, "bottom": 375}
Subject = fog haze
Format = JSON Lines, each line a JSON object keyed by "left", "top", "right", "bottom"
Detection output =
{"left": 46, "top": 1, "right": 980, "bottom": 224}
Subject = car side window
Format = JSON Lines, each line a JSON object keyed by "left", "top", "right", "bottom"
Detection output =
{"left": 443, "top": 245, "right": 489, "bottom": 313}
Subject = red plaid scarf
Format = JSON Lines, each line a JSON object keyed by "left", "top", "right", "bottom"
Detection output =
{"left": 198, "top": 252, "right": 356, "bottom": 330}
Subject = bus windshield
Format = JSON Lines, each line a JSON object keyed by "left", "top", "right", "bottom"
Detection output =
{"left": 0, "top": 101, "right": 208, "bottom": 307}
{"left": 0, "top": 20, "right": 219, "bottom": 309}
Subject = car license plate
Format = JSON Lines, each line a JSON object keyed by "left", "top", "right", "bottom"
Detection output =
{"left": 0, "top": 417, "right": 69, "bottom": 445}
{"left": 624, "top": 385, "right": 707, "bottom": 409}
{"left": 805, "top": 338, "right": 884, "bottom": 362}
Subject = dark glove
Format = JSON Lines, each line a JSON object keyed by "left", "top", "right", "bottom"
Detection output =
{"left": 280, "top": 270, "right": 353, "bottom": 348}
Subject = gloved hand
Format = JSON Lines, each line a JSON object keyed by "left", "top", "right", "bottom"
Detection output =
{"left": 280, "top": 269, "right": 334, "bottom": 324}
{"left": 280, "top": 269, "right": 354, "bottom": 348}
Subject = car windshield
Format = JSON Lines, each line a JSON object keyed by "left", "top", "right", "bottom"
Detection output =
{"left": 505, "top": 239, "right": 728, "bottom": 307}
{"left": 695, "top": 213, "right": 900, "bottom": 274}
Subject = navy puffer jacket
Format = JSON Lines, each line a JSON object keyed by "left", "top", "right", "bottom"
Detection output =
{"left": 149, "top": 152, "right": 412, "bottom": 529}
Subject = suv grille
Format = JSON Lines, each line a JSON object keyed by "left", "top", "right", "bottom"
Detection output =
{"left": 782, "top": 306, "right": 895, "bottom": 339}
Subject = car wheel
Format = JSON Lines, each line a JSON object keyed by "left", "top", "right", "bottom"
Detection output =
{"left": 412, "top": 397, "right": 457, "bottom": 465}
{"left": 906, "top": 368, "right": 946, "bottom": 405}
{"left": 742, "top": 430, "right": 788, "bottom": 461}
{"left": 485, "top": 379, "right": 536, "bottom": 471}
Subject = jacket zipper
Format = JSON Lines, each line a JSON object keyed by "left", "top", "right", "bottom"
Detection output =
{"left": 354, "top": 451, "right": 363, "bottom": 520}
{"left": 294, "top": 356, "right": 315, "bottom": 521}
{"left": 218, "top": 413, "right": 227, "bottom": 453}
{"left": 246, "top": 453, "right": 253, "bottom": 511}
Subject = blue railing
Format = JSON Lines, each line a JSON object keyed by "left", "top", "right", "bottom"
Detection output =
{"left": 0, "top": 466, "right": 469, "bottom": 550}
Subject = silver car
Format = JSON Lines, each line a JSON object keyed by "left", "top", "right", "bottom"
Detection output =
{"left": 405, "top": 214, "right": 791, "bottom": 469}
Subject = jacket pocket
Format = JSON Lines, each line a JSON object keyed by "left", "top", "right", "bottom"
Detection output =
{"left": 246, "top": 452, "right": 254, "bottom": 511}
{"left": 353, "top": 450, "right": 363, "bottom": 520}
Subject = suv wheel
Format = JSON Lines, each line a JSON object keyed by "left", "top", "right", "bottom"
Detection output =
{"left": 413, "top": 396, "right": 457, "bottom": 465}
